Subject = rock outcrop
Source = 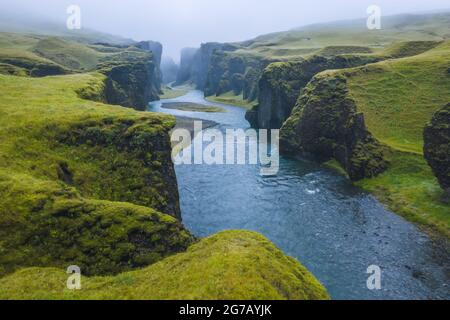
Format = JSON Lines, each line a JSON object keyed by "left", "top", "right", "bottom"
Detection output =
{"left": 176, "top": 47, "right": 198, "bottom": 85}
{"left": 0, "top": 72, "right": 193, "bottom": 277}
{"left": 136, "top": 41, "right": 163, "bottom": 91}
{"left": 98, "top": 50, "right": 161, "bottom": 110}
{"left": 424, "top": 103, "right": 450, "bottom": 201}
{"left": 246, "top": 55, "right": 381, "bottom": 129}
{"left": 204, "top": 50, "right": 275, "bottom": 99}
{"left": 280, "top": 72, "right": 389, "bottom": 181}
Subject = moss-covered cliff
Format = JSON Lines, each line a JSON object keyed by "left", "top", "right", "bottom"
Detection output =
{"left": 0, "top": 32, "right": 329, "bottom": 299}
{"left": 0, "top": 231, "right": 330, "bottom": 300}
{"left": 424, "top": 103, "right": 450, "bottom": 201}
{"left": 204, "top": 50, "right": 275, "bottom": 100}
{"left": 0, "top": 72, "right": 192, "bottom": 277}
{"left": 0, "top": 33, "right": 164, "bottom": 109}
{"left": 246, "top": 55, "right": 381, "bottom": 129}
{"left": 280, "top": 42, "right": 449, "bottom": 236}
{"left": 280, "top": 72, "right": 389, "bottom": 181}
{"left": 95, "top": 45, "right": 164, "bottom": 110}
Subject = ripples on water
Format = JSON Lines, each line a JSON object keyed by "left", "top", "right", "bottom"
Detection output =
{"left": 149, "top": 91, "right": 449, "bottom": 300}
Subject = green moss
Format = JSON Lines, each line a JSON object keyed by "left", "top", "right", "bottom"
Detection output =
{"left": 347, "top": 41, "right": 450, "bottom": 154}
{"left": 0, "top": 72, "right": 192, "bottom": 276}
{"left": 356, "top": 150, "right": 450, "bottom": 238}
{"left": 32, "top": 37, "right": 103, "bottom": 71}
{"left": 0, "top": 231, "right": 330, "bottom": 300}
{"left": 280, "top": 72, "right": 388, "bottom": 181}
{"left": 0, "top": 62, "right": 28, "bottom": 76}
{"left": 0, "top": 170, "right": 194, "bottom": 276}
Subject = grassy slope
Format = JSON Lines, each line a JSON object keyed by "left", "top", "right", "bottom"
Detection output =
{"left": 348, "top": 41, "right": 450, "bottom": 154}
{"left": 0, "top": 32, "right": 129, "bottom": 73}
{"left": 0, "top": 32, "right": 66, "bottom": 70}
{"left": 32, "top": 37, "right": 104, "bottom": 71}
{"left": 234, "top": 12, "right": 450, "bottom": 60}
{"left": 342, "top": 42, "right": 450, "bottom": 237}
{"left": 0, "top": 231, "right": 329, "bottom": 300}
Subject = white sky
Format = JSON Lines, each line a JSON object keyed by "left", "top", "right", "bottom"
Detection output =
{"left": 1, "top": 0, "right": 449, "bottom": 61}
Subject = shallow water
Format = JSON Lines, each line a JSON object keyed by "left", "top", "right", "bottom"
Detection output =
{"left": 149, "top": 90, "right": 449, "bottom": 300}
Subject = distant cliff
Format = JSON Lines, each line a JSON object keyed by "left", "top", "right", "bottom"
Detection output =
{"left": 136, "top": 40, "right": 163, "bottom": 92}
{"left": 280, "top": 72, "right": 389, "bottom": 181}
{"left": 161, "top": 56, "right": 179, "bottom": 84}
{"left": 176, "top": 42, "right": 274, "bottom": 103}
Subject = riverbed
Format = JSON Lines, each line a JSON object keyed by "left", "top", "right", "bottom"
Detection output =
{"left": 149, "top": 90, "right": 449, "bottom": 300}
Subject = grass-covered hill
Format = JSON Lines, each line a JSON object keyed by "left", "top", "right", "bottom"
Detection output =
{"left": 280, "top": 41, "right": 450, "bottom": 236}
{"left": 0, "top": 32, "right": 163, "bottom": 108}
{"left": 237, "top": 12, "right": 450, "bottom": 59}
{"left": 0, "top": 231, "right": 329, "bottom": 300}
{"left": 0, "top": 71, "right": 194, "bottom": 276}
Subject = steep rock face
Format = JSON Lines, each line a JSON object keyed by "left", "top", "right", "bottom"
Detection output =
{"left": 246, "top": 55, "right": 381, "bottom": 129}
{"left": 136, "top": 41, "right": 163, "bottom": 91}
{"left": 98, "top": 51, "right": 160, "bottom": 110}
{"left": 280, "top": 73, "right": 388, "bottom": 181}
{"left": 161, "top": 56, "right": 179, "bottom": 84}
{"left": 0, "top": 74, "right": 194, "bottom": 277}
{"left": 56, "top": 116, "right": 182, "bottom": 219}
{"left": 0, "top": 175, "right": 194, "bottom": 277}
{"left": 424, "top": 103, "right": 450, "bottom": 200}
{"left": 176, "top": 47, "right": 198, "bottom": 85}
{"left": 204, "top": 50, "right": 275, "bottom": 99}
{"left": 191, "top": 42, "right": 225, "bottom": 89}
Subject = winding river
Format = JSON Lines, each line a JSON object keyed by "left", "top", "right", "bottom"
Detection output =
{"left": 149, "top": 90, "right": 449, "bottom": 300}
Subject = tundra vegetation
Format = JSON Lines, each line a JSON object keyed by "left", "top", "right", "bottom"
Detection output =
{"left": 0, "top": 30, "right": 328, "bottom": 299}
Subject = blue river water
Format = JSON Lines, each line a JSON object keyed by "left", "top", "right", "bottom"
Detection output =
{"left": 149, "top": 90, "right": 449, "bottom": 300}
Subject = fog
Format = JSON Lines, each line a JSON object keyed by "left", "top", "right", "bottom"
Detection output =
{"left": 1, "top": 0, "right": 449, "bottom": 61}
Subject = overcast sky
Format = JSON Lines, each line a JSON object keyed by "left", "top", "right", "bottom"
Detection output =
{"left": 1, "top": 0, "right": 449, "bottom": 61}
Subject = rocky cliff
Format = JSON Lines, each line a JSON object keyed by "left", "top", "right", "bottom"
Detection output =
{"left": 176, "top": 43, "right": 228, "bottom": 89}
{"left": 280, "top": 72, "right": 389, "bottom": 181}
{"left": 204, "top": 50, "right": 275, "bottom": 99}
{"left": 0, "top": 71, "right": 193, "bottom": 277}
{"left": 424, "top": 103, "right": 450, "bottom": 201}
{"left": 136, "top": 40, "right": 163, "bottom": 92}
{"left": 97, "top": 50, "right": 161, "bottom": 110}
{"left": 175, "top": 47, "right": 198, "bottom": 85}
{"left": 161, "top": 56, "right": 179, "bottom": 84}
{"left": 246, "top": 55, "right": 381, "bottom": 129}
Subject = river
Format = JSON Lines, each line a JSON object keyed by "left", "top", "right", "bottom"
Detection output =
{"left": 149, "top": 90, "right": 449, "bottom": 300}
